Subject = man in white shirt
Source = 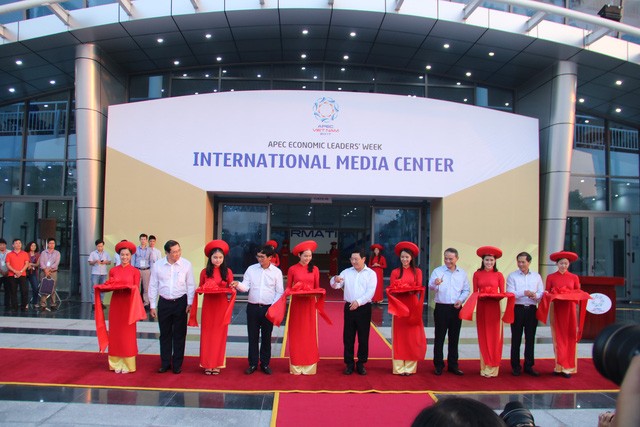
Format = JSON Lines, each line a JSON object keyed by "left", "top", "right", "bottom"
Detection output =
{"left": 149, "top": 240, "right": 195, "bottom": 374}
{"left": 88, "top": 239, "right": 112, "bottom": 308}
{"left": 428, "top": 247, "right": 470, "bottom": 376}
{"left": 506, "top": 251, "right": 544, "bottom": 377}
{"left": 149, "top": 235, "right": 162, "bottom": 266}
{"left": 133, "top": 233, "right": 152, "bottom": 307}
{"left": 330, "top": 248, "right": 376, "bottom": 375}
{"left": 232, "top": 245, "right": 284, "bottom": 375}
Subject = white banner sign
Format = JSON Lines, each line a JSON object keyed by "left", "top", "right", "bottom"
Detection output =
{"left": 107, "top": 91, "right": 538, "bottom": 198}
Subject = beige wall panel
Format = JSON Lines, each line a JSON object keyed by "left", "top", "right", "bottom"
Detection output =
{"left": 430, "top": 160, "right": 540, "bottom": 280}
{"left": 104, "top": 148, "right": 211, "bottom": 274}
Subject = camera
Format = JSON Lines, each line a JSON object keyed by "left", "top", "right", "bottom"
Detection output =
{"left": 499, "top": 401, "right": 535, "bottom": 427}
{"left": 593, "top": 322, "right": 640, "bottom": 385}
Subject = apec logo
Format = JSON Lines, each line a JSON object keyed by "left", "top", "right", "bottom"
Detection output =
{"left": 313, "top": 97, "right": 339, "bottom": 122}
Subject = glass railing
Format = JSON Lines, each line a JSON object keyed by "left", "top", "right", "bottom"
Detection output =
{"left": 574, "top": 123, "right": 639, "bottom": 150}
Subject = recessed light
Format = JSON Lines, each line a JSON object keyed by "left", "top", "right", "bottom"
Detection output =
{"left": 463, "top": 98, "right": 468, "bottom": 102}
{"left": 174, "top": 60, "right": 180, "bottom": 65}
{"left": 216, "top": 57, "right": 222, "bottom": 62}
{"left": 182, "top": 73, "right": 187, "bottom": 77}
{"left": 456, "top": 82, "right": 461, "bottom": 85}
{"left": 615, "top": 80, "right": 623, "bottom": 85}
{"left": 505, "top": 102, "right": 510, "bottom": 106}
{"left": 301, "top": 67, "right": 306, "bottom": 70}
{"left": 205, "top": 33, "right": 212, "bottom": 39}
{"left": 579, "top": 98, "right": 585, "bottom": 103}
{"left": 419, "top": 76, "right": 423, "bottom": 79}
{"left": 302, "top": 29, "right": 309, "bottom": 35}
{"left": 9, "top": 88, "right": 15, "bottom": 93}
{"left": 301, "top": 53, "right": 307, "bottom": 59}
{"left": 302, "top": 85, "right": 307, "bottom": 89}
{"left": 257, "top": 74, "right": 261, "bottom": 78}
{"left": 157, "top": 38, "right": 164, "bottom": 43}
{"left": 425, "top": 65, "right": 432, "bottom": 70}
{"left": 349, "top": 31, "right": 356, "bottom": 37}
{"left": 338, "top": 87, "right": 342, "bottom": 91}
{"left": 488, "top": 52, "right": 495, "bottom": 57}
{"left": 49, "top": 80, "right": 56, "bottom": 85}
{"left": 465, "top": 72, "right": 471, "bottom": 77}
{"left": 341, "top": 67, "right": 345, "bottom": 72}
{"left": 15, "top": 60, "right": 23, "bottom": 65}
{"left": 615, "top": 107, "right": 622, "bottom": 113}
{"left": 195, "top": 92, "right": 199, "bottom": 95}
{"left": 222, "top": 70, "right": 227, "bottom": 73}
{"left": 343, "top": 55, "right": 349, "bottom": 60}
{"left": 313, "top": 75, "right": 318, "bottom": 80}
{"left": 443, "top": 43, "right": 450, "bottom": 49}
{"left": 585, "top": 119, "right": 590, "bottom": 123}
{"left": 205, "top": 74, "right": 210, "bottom": 78}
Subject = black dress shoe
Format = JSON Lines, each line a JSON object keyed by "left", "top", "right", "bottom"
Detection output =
{"left": 261, "top": 365, "right": 272, "bottom": 375}
{"left": 356, "top": 365, "right": 367, "bottom": 375}
{"left": 448, "top": 368, "right": 464, "bottom": 376}
{"left": 561, "top": 372, "right": 571, "bottom": 379}
{"left": 343, "top": 366, "right": 354, "bottom": 375}
{"left": 158, "top": 367, "right": 170, "bottom": 373}
{"left": 245, "top": 366, "right": 257, "bottom": 375}
{"left": 434, "top": 366, "right": 443, "bottom": 376}
{"left": 172, "top": 368, "right": 182, "bottom": 374}
{"left": 512, "top": 369, "right": 522, "bottom": 376}
{"left": 524, "top": 368, "right": 540, "bottom": 377}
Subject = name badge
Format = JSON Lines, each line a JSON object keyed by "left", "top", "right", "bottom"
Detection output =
{"left": 47, "top": 261, "right": 51, "bottom": 267}
{"left": 140, "top": 260, "right": 146, "bottom": 267}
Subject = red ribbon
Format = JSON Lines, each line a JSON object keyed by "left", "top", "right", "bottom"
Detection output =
{"left": 266, "top": 282, "right": 332, "bottom": 327}
{"left": 94, "top": 278, "right": 146, "bottom": 353}
{"left": 187, "top": 278, "right": 236, "bottom": 327}
{"left": 536, "top": 289, "right": 592, "bottom": 341}
{"left": 459, "top": 291, "right": 516, "bottom": 324}
{"left": 386, "top": 280, "right": 425, "bottom": 324}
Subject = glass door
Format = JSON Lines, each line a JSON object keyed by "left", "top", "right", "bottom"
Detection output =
{"left": 219, "top": 204, "right": 268, "bottom": 274}
{"left": 565, "top": 214, "right": 631, "bottom": 300}
{"left": 0, "top": 201, "right": 39, "bottom": 244}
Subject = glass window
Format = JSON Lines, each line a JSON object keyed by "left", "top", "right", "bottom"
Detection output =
{"left": 220, "top": 80, "right": 271, "bottom": 92}
{"left": 572, "top": 115, "right": 606, "bottom": 175}
{"left": 272, "top": 81, "right": 323, "bottom": 91}
{"left": 220, "top": 204, "right": 268, "bottom": 273}
{"left": 129, "top": 75, "right": 169, "bottom": 102}
{"left": 569, "top": 176, "right": 607, "bottom": 211}
{"left": 0, "top": 0, "right": 24, "bottom": 24}
{"left": 564, "top": 216, "right": 589, "bottom": 275}
{"left": 0, "top": 102, "right": 25, "bottom": 159}
{"left": 609, "top": 122, "right": 639, "bottom": 176}
{"left": 611, "top": 179, "right": 639, "bottom": 213}
{"left": 221, "top": 65, "right": 271, "bottom": 79}
{"left": 65, "top": 161, "right": 77, "bottom": 196}
{"left": 43, "top": 199, "right": 72, "bottom": 267}
{"left": 325, "top": 65, "right": 374, "bottom": 82}
{"left": 171, "top": 79, "right": 220, "bottom": 97}
{"left": 375, "top": 69, "right": 424, "bottom": 84}
{"left": 340, "top": 205, "right": 367, "bottom": 229}
{"left": 23, "top": 161, "right": 64, "bottom": 195}
{"left": 372, "top": 208, "right": 420, "bottom": 272}
{"left": 0, "top": 161, "right": 21, "bottom": 195}
{"left": 428, "top": 86, "right": 475, "bottom": 106}
{"left": 377, "top": 84, "right": 425, "bottom": 98}
{"left": 273, "top": 64, "right": 323, "bottom": 80}
{"left": 26, "top": 96, "right": 68, "bottom": 160}
{"left": 324, "top": 82, "right": 374, "bottom": 93}
{"left": 478, "top": 86, "right": 514, "bottom": 112}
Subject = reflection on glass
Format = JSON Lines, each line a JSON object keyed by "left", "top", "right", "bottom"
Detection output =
{"left": 372, "top": 208, "right": 420, "bottom": 272}
{"left": 594, "top": 216, "right": 626, "bottom": 277}
{"left": 611, "top": 179, "right": 639, "bottom": 213}
{"left": 0, "top": 162, "right": 21, "bottom": 195}
{"left": 564, "top": 216, "right": 589, "bottom": 275}
{"left": 65, "top": 162, "right": 77, "bottom": 196}
{"left": 0, "top": 102, "right": 25, "bottom": 159}
{"left": 221, "top": 204, "right": 268, "bottom": 273}
{"left": 568, "top": 176, "right": 607, "bottom": 211}
{"left": 23, "top": 162, "right": 64, "bottom": 195}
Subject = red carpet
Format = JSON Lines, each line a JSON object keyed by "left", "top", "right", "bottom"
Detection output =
{"left": 276, "top": 393, "right": 435, "bottom": 426}
{"left": 0, "top": 348, "right": 618, "bottom": 394}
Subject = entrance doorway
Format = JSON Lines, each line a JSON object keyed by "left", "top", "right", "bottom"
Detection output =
{"left": 217, "top": 199, "right": 428, "bottom": 277}
{"left": 565, "top": 213, "right": 633, "bottom": 300}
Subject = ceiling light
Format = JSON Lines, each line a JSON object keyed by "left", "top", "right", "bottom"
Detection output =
{"left": 456, "top": 82, "right": 461, "bottom": 85}
{"left": 465, "top": 71, "right": 471, "bottom": 77}
{"left": 419, "top": 76, "right": 423, "bottom": 79}
{"left": 313, "top": 75, "right": 318, "bottom": 79}
{"left": 302, "top": 29, "right": 309, "bottom": 35}
{"left": 579, "top": 98, "right": 585, "bottom": 103}
{"left": 350, "top": 31, "right": 356, "bottom": 37}
{"left": 205, "top": 33, "right": 212, "bottom": 39}
{"left": 615, "top": 80, "right": 623, "bottom": 85}
{"left": 301, "top": 53, "right": 307, "bottom": 59}
{"left": 49, "top": 80, "right": 56, "bottom": 85}
{"left": 338, "top": 87, "right": 342, "bottom": 91}
{"left": 302, "top": 85, "right": 307, "bottom": 89}
{"left": 216, "top": 57, "right": 222, "bottom": 62}
{"left": 205, "top": 74, "right": 210, "bottom": 78}
{"left": 15, "top": 60, "right": 23, "bottom": 65}
{"left": 157, "top": 38, "right": 164, "bottom": 43}
{"left": 195, "top": 92, "right": 199, "bottom": 95}
{"left": 257, "top": 74, "right": 262, "bottom": 78}
{"left": 341, "top": 68, "right": 345, "bottom": 71}
{"left": 443, "top": 43, "right": 450, "bottom": 49}
{"left": 343, "top": 55, "right": 349, "bottom": 60}
{"left": 505, "top": 102, "right": 510, "bottom": 106}
{"left": 615, "top": 107, "right": 622, "bottom": 113}
{"left": 9, "top": 88, "right": 15, "bottom": 93}
{"left": 182, "top": 73, "right": 187, "bottom": 77}
{"left": 301, "top": 66, "right": 306, "bottom": 70}
{"left": 222, "top": 70, "right": 227, "bottom": 73}
{"left": 585, "top": 119, "right": 590, "bottom": 123}
{"left": 488, "top": 52, "right": 495, "bottom": 57}
{"left": 463, "top": 98, "right": 468, "bottom": 102}
{"left": 174, "top": 60, "right": 180, "bottom": 65}
{"left": 580, "top": 179, "right": 585, "bottom": 183}
{"left": 425, "top": 65, "right": 432, "bottom": 70}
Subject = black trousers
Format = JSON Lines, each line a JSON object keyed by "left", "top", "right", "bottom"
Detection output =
{"left": 10, "top": 276, "right": 28, "bottom": 308}
{"left": 433, "top": 303, "right": 462, "bottom": 370}
{"left": 343, "top": 302, "right": 372, "bottom": 368}
{"left": 510, "top": 304, "right": 538, "bottom": 370}
{"left": 246, "top": 303, "right": 274, "bottom": 368}
{"left": 158, "top": 295, "right": 188, "bottom": 370}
